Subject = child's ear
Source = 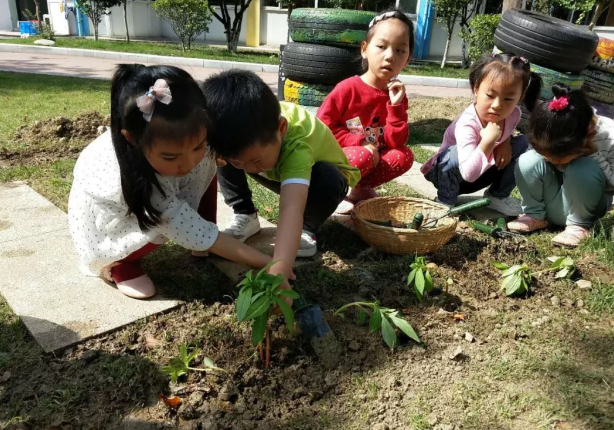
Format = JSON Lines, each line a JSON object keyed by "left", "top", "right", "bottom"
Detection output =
{"left": 586, "top": 116, "right": 598, "bottom": 141}
{"left": 279, "top": 116, "right": 288, "bottom": 136}
{"left": 360, "top": 41, "right": 368, "bottom": 59}
{"left": 121, "top": 129, "right": 136, "bottom": 146}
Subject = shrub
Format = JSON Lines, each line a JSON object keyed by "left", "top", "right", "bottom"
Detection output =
{"left": 459, "top": 14, "right": 501, "bottom": 64}
{"left": 152, "top": 0, "right": 213, "bottom": 51}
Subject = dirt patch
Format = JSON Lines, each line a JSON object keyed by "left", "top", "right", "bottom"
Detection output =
{"left": 1, "top": 111, "right": 109, "bottom": 165}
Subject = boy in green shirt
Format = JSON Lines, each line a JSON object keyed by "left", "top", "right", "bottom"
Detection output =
{"left": 202, "top": 70, "right": 360, "bottom": 287}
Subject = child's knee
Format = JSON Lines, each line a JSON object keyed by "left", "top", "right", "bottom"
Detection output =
{"left": 344, "top": 146, "right": 374, "bottom": 171}
{"left": 565, "top": 157, "right": 606, "bottom": 188}
{"left": 516, "top": 149, "right": 547, "bottom": 176}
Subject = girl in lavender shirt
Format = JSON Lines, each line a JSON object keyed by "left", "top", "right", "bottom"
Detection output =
{"left": 421, "top": 54, "right": 542, "bottom": 216}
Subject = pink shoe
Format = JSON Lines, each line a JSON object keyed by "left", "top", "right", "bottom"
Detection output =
{"left": 349, "top": 186, "right": 378, "bottom": 203}
{"left": 116, "top": 275, "right": 157, "bottom": 299}
{"left": 552, "top": 225, "right": 590, "bottom": 248}
{"left": 507, "top": 215, "right": 548, "bottom": 233}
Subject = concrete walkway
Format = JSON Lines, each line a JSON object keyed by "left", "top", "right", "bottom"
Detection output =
{"left": 0, "top": 52, "right": 473, "bottom": 99}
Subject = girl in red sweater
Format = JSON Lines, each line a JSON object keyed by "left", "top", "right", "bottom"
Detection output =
{"left": 317, "top": 8, "right": 414, "bottom": 214}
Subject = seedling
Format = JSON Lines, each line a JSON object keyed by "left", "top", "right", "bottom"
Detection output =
{"left": 407, "top": 256, "right": 434, "bottom": 301}
{"left": 492, "top": 256, "right": 577, "bottom": 297}
{"left": 334, "top": 301, "right": 421, "bottom": 350}
{"left": 236, "top": 262, "right": 300, "bottom": 368}
{"left": 161, "top": 343, "right": 226, "bottom": 383}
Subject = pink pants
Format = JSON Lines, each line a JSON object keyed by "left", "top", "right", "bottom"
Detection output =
{"left": 111, "top": 176, "right": 218, "bottom": 283}
{"left": 343, "top": 146, "right": 414, "bottom": 189}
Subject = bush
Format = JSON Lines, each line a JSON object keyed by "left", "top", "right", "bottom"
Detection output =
{"left": 40, "top": 22, "right": 55, "bottom": 40}
{"left": 459, "top": 14, "right": 501, "bottom": 64}
{"left": 152, "top": 0, "right": 213, "bottom": 51}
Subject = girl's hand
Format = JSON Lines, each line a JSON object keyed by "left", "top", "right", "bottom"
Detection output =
{"left": 480, "top": 122, "right": 502, "bottom": 144}
{"left": 215, "top": 155, "right": 227, "bottom": 167}
{"left": 362, "top": 142, "right": 380, "bottom": 167}
{"left": 388, "top": 80, "right": 406, "bottom": 106}
{"left": 493, "top": 138, "right": 512, "bottom": 170}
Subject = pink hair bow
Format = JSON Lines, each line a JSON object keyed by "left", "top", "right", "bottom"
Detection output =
{"left": 548, "top": 96, "right": 569, "bottom": 112}
{"left": 136, "top": 79, "right": 172, "bottom": 122}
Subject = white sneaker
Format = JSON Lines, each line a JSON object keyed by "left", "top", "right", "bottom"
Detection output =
{"left": 297, "top": 230, "right": 317, "bottom": 258}
{"left": 484, "top": 190, "right": 522, "bottom": 217}
{"left": 222, "top": 213, "right": 261, "bottom": 242}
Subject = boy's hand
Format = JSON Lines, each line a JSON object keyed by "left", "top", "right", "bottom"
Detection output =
{"left": 388, "top": 80, "right": 406, "bottom": 106}
{"left": 480, "top": 122, "right": 502, "bottom": 144}
{"left": 493, "top": 137, "right": 512, "bottom": 170}
{"left": 268, "top": 261, "right": 294, "bottom": 309}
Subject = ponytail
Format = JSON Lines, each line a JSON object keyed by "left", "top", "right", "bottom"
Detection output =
{"left": 523, "top": 71, "right": 542, "bottom": 112}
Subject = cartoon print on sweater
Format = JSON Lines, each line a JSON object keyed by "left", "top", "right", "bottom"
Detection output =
{"left": 345, "top": 116, "right": 385, "bottom": 147}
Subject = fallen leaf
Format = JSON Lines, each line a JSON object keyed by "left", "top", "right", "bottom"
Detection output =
{"left": 159, "top": 393, "right": 182, "bottom": 409}
{"left": 0, "top": 371, "right": 10, "bottom": 383}
{"left": 145, "top": 335, "right": 162, "bottom": 349}
{"left": 453, "top": 313, "right": 465, "bottom": 322}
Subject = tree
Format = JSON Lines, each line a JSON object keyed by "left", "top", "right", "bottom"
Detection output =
{"left": 459, "top": 14, "right": 501, "bottom": 63}
{"left": 457, "top": 0, "right": 485, "bottom": 67}
{"left": 121, "top": 0, "right": 130, "bottom": 43}
{"left": 80, "top": 0, "right": 121, "bottom": 41}
{"left": 211, "top": 0, "right": 254, "bottom": 53}
{"left": 32, "top": 0, "right": 44, "bottom": 31}
{"left": 152, "top": 0, "right": 214, "bottom": 51}
{"left": 552, "top": 0, "right": 613, "bottom": 30}
{"left": 502, "top": 0, "right": 523, "bottom": 12}
{"left": 431, "top": 0, "right": 472, "bottom": 68}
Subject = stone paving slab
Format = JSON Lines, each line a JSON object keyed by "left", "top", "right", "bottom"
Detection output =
{"left": 209, "top": 193, "right": 321, "bottom": 284}
{"left": 0, "top": 182, "right": 179, "bottom": 353}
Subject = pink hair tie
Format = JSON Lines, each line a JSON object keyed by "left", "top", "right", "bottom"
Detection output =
{"left": 548, "top": 96, "right": 569, "bottom": 112}
{"left": 136, "top": 79, "right": 173, "bottom": 122}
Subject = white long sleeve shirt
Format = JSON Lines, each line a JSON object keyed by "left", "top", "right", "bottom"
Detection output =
{"left": 68, "top": 131, "right": 218, "bottom": 276}
{"left": 590, "top": 115, "right": 614, "bottom": 192}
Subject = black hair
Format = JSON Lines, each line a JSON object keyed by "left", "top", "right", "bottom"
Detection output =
{"left": 364, "top": 8, "right": 415, "bottom": 54}
{"left": 111, "top": 64, "right": 208, "bottom": 231}
{"left": 469, "top": 53, "right": 542, "bottom": 112}
{"left": 529, "top": 83, "right": 595, "bottom": 158}
{"left": 201, "top": 69, "right": 280, "bottom": 159}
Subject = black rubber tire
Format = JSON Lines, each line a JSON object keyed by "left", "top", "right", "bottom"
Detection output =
{"left": 281, "top": 43, "right": 361, "bottom": 85}
{"left": 283, "top": 78, "right": 334, "bottom": 107}
{"left": 494, "top": 9, "right": 598, "bottom": 74}
{"left": 289, "top": 8, "right": 376, "bottom": 48}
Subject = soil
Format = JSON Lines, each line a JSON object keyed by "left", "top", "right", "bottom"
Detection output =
{"left": 1, "top": 112, "right": 110, "bottom": 165}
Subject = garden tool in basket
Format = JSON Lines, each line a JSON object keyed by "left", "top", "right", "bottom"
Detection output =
{"left": 422, "top": 198, "right": 492, "bottom": 228}
{"left": 290, "top": 284, "right": 333, "bottom": 341}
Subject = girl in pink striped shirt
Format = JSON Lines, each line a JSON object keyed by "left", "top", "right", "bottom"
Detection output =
{"left": 421, "top": 54, "right": 542, "bottom": 216}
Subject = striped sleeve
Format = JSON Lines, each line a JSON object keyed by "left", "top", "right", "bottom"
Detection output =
{"left": 591, "top": 116, "right": 614, "bottom": 188}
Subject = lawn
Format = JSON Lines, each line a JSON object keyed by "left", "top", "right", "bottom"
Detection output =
{"left": 1, "top": 72, "right": 613, "bottom": 430}
{"left": 0, "top": 37, "right": 470, "bottom": 79}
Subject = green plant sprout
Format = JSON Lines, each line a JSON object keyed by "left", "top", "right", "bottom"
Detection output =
{"left": 334, "top": 301, "right": 421, "bottom": 350}
{"left": 407, "top": 256, "right": 434, "bottom": 301}
{"left": 236, "top": 262, "right": 300, "bottom": 368}
{"left": 492, "top": 256, "right": 577, "bottom": 297}
{"left": 161, "top": 343, "right": 226, "bottom": 383}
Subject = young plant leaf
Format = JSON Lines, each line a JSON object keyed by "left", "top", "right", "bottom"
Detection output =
{"left": 555, "top": 268, "right": 569, "bottom": 279}
{"left": 502, "top": 272, "right": 523, "bottom": 296}
{"left": 502, "top": 265, "right": 523, "bottom": 277}
{"left": 369, "top": 308, "right": 383, "bottom": 333}
{"left": 547, "top": 256, "right": 565, "bottom": 266}
{"left": 236, "top": 287, "right": 252, "bottom": 321}
{"left": 492, "top": 261, "right": 510, "bottom": 270}
{"left": 415, "top": 269, "right": 425, "bottom": 300}
{"left": 407, "top": 268, "right": 417, "bottom": 286}
{"left": 425, "top": 270, "right": 434, "bottom": 292}
{"left": 389, "top": 315, "right": 421, "bottom": 343}
{"left": 277, "top": 289, "right": 300, "bottom": 299}
{"left": 358, "top": 307, "right": 367, "bottom": 323}
{"left": 251, "top": 314, "right": 267, "bottom": 346}
{"left": 380, "top": 315, "right": 398, "bottom": 350}
{"left": 244, "top": 296, "right": 271, "bottom": 321}
{"left": 273, "top": 296, "right": 295, "bottom": 334}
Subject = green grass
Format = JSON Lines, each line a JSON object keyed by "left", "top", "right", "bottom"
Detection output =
{"left": 403, "top": 62, "right": 470, "bottom": 79}
{"left": 1, "top": 36, "right": 279, "bottom": 65}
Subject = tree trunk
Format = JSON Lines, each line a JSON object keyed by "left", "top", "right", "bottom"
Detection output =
{"left": 94, "top": 22, "right": 99, "bottom": 41}
{"left": 502, "top": 0, "right": 522, "bottom": 12}
{"left": 461, "top": 40, "right": 469, "bottom": 68}
{"left": 441, "top": 36, "right": 451, "bottom": 68}
{"left": 33, "top": 0, "right": 43, "bottom": 31}
{"left": 123, "top": 1, "right": 130, "bottom": 43}
{"left": 227, "top": 30, "right": 240, "bottom": 53}
{"left": 589, "top": 2, "right": 604, "bottom": 31}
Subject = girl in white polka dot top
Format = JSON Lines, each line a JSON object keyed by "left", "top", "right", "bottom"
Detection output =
{"left": 68, "top": 64, "right": 274, "bottom": 299}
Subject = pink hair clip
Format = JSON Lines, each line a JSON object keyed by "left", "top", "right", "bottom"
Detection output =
{"left": 548, "top": 96, "right": 569, "bottom": 112}
{"left": 136, "top": 79, "right": 173, "bottom": 122}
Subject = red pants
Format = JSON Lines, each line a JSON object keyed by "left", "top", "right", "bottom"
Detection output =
{"left": 343, "top": 146, "right": 414, "bottom": 189}
{"left": 111, "top": 176, "right": 218, "bottom": 282}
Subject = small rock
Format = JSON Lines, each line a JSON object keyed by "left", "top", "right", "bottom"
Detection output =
{"left": 0, "top": 371, "right": 10, "bottom": 383}
{"left": 449, "top": 346, "right": 463, "bottom": 360}
{"left": 495, "top": 323, "right": 503, "bottom": 329}
{"left": 447, "top": 278, "right": 454, "bottom": 285}
{"left": 200, "top": 418, "right": 218, "bottom": 430}
{"left": 562, "top": 298, "right": 574, "bottom": 307}
{"left": 489, "top": 292, "right": 498, "bottom": 299}
{"left": 434, "top": 425, "right": 454, "bottom": 430}
{"left": 453, "top": 334, "right": 462, "bottom": 341}
{"left": 58, "top": 137, "right": 67, "bottom": 143}
{"left": 426, "top": 262, "right": 438, "bottom": 270}
{"left": 352, "top": 366, "right": 360, "bottom": 372}
{"left": 324, "top": 373, "right": 337, "bottom": 386}
{"left": 428, "top": 416, "right": 439, "bottom": 426}
{"left": 576, "top": 299, "right": 585, "bottom": 308}
{"left": 454, "top": 365, "right": 463, "bottom": 371}
{"left": 371, "top": 424, "right": 389, "bottom": 430}
{"left": 576, "top": 280, "right": 592, "bottom": 290}
{"left": 97, "top": 125, "right": 107, "bottom": 135}
{"left": 348, "top": 341, "right": 361, "bottom": 351}
{"left": 579, "top": 309, "right": 590, "bottom": 315}
{"left": 551, "top": 296, "right": 561, "bottom": 307}
{"left": 401, "top": 275, "right": 408, "bottom": 283}
{"left": 34, "top": 39, "right": 55, "bottom": 46}
{"left": 464, "top": 332, "right": 475, "bottom": 343}
{"left": 179, "top": 405, "right": 200, "bottom": 421}
{"left": 218, "top": 382, "right": 238, "bottom": 402}
{"left": 188, "top": 391, "right": 206, "bottom": 408}
{"left": 437, "top": 308, "right": 451, "bottom": 315}
{"left": 82, "top": 349, "right": 101, "bottom": 364}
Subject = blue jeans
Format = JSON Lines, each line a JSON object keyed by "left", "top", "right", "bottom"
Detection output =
{"left": 515, "top": 150, "right": 613, "bottom": 227}
{"left": 425, "top": 135, "right": 528, "bottom": 205}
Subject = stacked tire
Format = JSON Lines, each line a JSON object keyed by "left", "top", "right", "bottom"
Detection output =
{"left": 493, "top": 9, "right": 599, "bottom": 131}
{"left": 280, "top": 8, "right": 377, "bottom": 112}
{"left": 582, "top": 38, "right": 614, "bottom": 118}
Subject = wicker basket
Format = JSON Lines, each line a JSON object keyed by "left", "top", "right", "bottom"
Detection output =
{"left": 351, "top": 196, "right": 457, "bottom": 255}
